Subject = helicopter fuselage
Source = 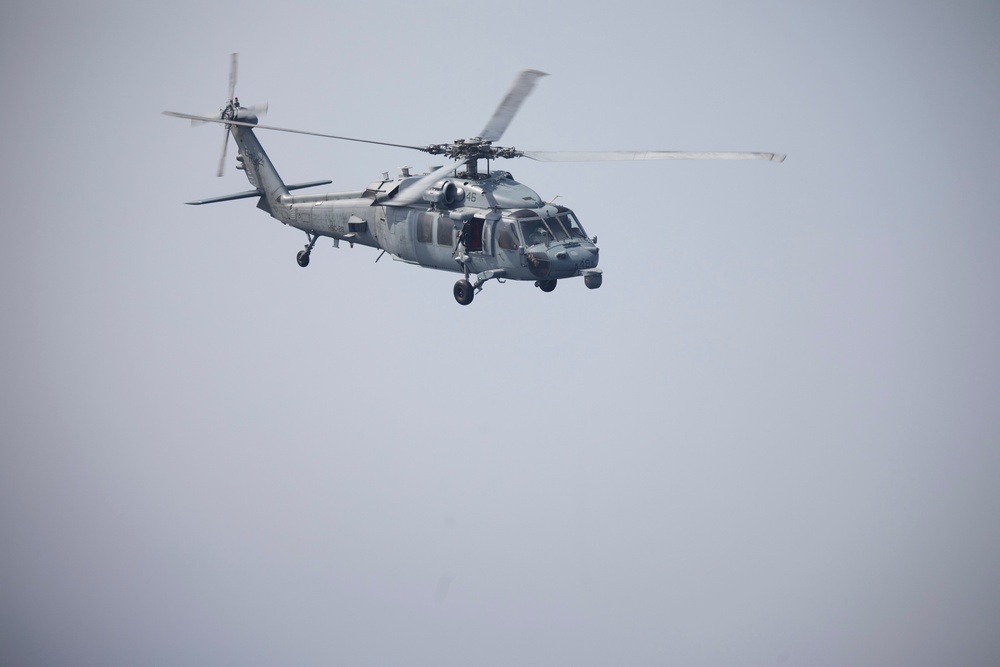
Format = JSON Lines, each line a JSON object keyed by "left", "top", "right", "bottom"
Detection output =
{"left": 190, "top": 112, "right": 604, "bottom": 303}
{"left": 276, "top": 169, "right": 600, "bottom": 284}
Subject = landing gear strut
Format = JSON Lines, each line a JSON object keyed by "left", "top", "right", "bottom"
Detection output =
{"left": 297, "top": 234, "right": 319, "bottom": 268}
{"left": 452, "top": 269, "right": 508, "bottom": 305}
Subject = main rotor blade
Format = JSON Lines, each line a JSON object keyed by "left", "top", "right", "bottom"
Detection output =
{"left": 478, "top": 69, "right": 548, "bottom": 143}
{"left": 519, "top": 150, "right": 786, "bottom": 162}
{"left": 162, "top": 111, "right": 431, "bottom": 153}
{"left": 388, "top": 160, "right": 470, "bottom": 207}
{"left": 227, "top": 53, "right": 238, "bottom": 102}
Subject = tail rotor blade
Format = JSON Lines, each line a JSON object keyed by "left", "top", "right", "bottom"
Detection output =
{"left": 216, "top": 126, "right": 229, "bottom": 177}
{"left": 227, "top": 53, "right": 238, "bottom": 102}
{"left": 190, "top": 109, "right": 222, "bottom": 127}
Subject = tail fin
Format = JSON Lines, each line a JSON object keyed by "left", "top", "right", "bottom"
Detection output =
{"left": 229, "top": 110, "right": 289, "bottom": 214}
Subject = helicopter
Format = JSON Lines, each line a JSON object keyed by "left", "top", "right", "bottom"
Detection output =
{"left": 164, "top": 55, "right": 784, "bottom": 305}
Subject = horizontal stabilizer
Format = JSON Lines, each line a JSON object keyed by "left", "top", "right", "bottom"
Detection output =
{"left": 185, "top": 180, "right": 332, "bottom": 205}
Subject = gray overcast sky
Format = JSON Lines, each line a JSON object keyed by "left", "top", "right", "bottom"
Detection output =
{"left": 2, "top": 1, "right": 999, "bottom": 665}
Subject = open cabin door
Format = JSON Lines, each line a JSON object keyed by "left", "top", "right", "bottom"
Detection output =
{"left": 463, "top": 215, "right": 486, "bottom": 253}
{"left": 467, "top": 211, "right": 502, "bottom": 256}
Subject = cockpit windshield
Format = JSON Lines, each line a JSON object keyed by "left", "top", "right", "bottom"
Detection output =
{"left": 551, "top": 208, "right": 588, "bottom": 240}
{"left": 510, "top": 207, "right": 588, "bottom": 246}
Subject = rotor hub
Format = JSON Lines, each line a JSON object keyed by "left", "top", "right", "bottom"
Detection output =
{"left": 426, "top": 138, "right": 521, "bottom": 161}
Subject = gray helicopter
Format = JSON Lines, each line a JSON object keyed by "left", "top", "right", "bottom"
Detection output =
{"left": 164, "top": 55, "right": 784, "bottom": 305}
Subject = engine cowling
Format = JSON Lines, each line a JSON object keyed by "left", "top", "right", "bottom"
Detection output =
{"left": 422, "top": 181, "right": 465, "bottom": 207}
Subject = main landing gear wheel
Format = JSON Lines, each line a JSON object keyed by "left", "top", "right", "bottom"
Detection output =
{"left": 537, "top": 279, "right": 557, "bottom": 293}
{"left": 453, "top": 279, "right": 474, "bottom": 306}
{"left": 297, "top": 233, "right": 319, "bottom": 268}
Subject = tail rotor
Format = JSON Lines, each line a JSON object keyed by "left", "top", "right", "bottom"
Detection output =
{"left": 217, "top": 53, "right": 238, "bottom": 177}
{"left": 196, "top": 53, "right": 268, "bottom": 176}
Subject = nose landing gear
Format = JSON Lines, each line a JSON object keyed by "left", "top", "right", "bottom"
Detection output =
{"left": 535, "top": 279, "right": 557, "bottom": 293}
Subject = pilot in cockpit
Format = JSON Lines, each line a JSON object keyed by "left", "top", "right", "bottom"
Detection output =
{"left": 522, "top": 221, "right": 548, "bottom": 246}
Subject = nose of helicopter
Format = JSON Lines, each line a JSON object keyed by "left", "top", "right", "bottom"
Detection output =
{"left": 527, "top": 242, "right": 599, "bottom": 278}
{"left": 554, "top": 244, "right": 599, "bottom": 269}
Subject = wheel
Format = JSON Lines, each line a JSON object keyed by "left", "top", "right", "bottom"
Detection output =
{"left": 584, "top": 273, "right": 602, "bottom": 289}
{"left": 296, "top": 250, "right": 310, "bottom": 268}
{"left": 453, "top": 279, "right": 474, "bottom": 305}
{"left": 538, "top": 279, "right": 557, "bottom": 293}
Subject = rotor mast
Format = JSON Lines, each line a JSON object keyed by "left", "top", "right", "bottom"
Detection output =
{"left": 425, "top": 138, "right": 523, "bottom": 178}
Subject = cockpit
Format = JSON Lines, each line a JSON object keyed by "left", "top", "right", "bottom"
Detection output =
{"left": 507, "top": 206, "right": 589, "bottom": 248}
{"left": 494, "top": 204, "right": 600, "bottom": 281}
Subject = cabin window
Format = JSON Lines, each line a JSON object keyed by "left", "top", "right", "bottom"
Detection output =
{"left": 436, "top": 219, "right": 453, "bottom": 246}
{"left": 497, "top": 222, "right": 520, "bottom": 250}
{"left": 417, "top": 212, "right": 434, "bottom": 244}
